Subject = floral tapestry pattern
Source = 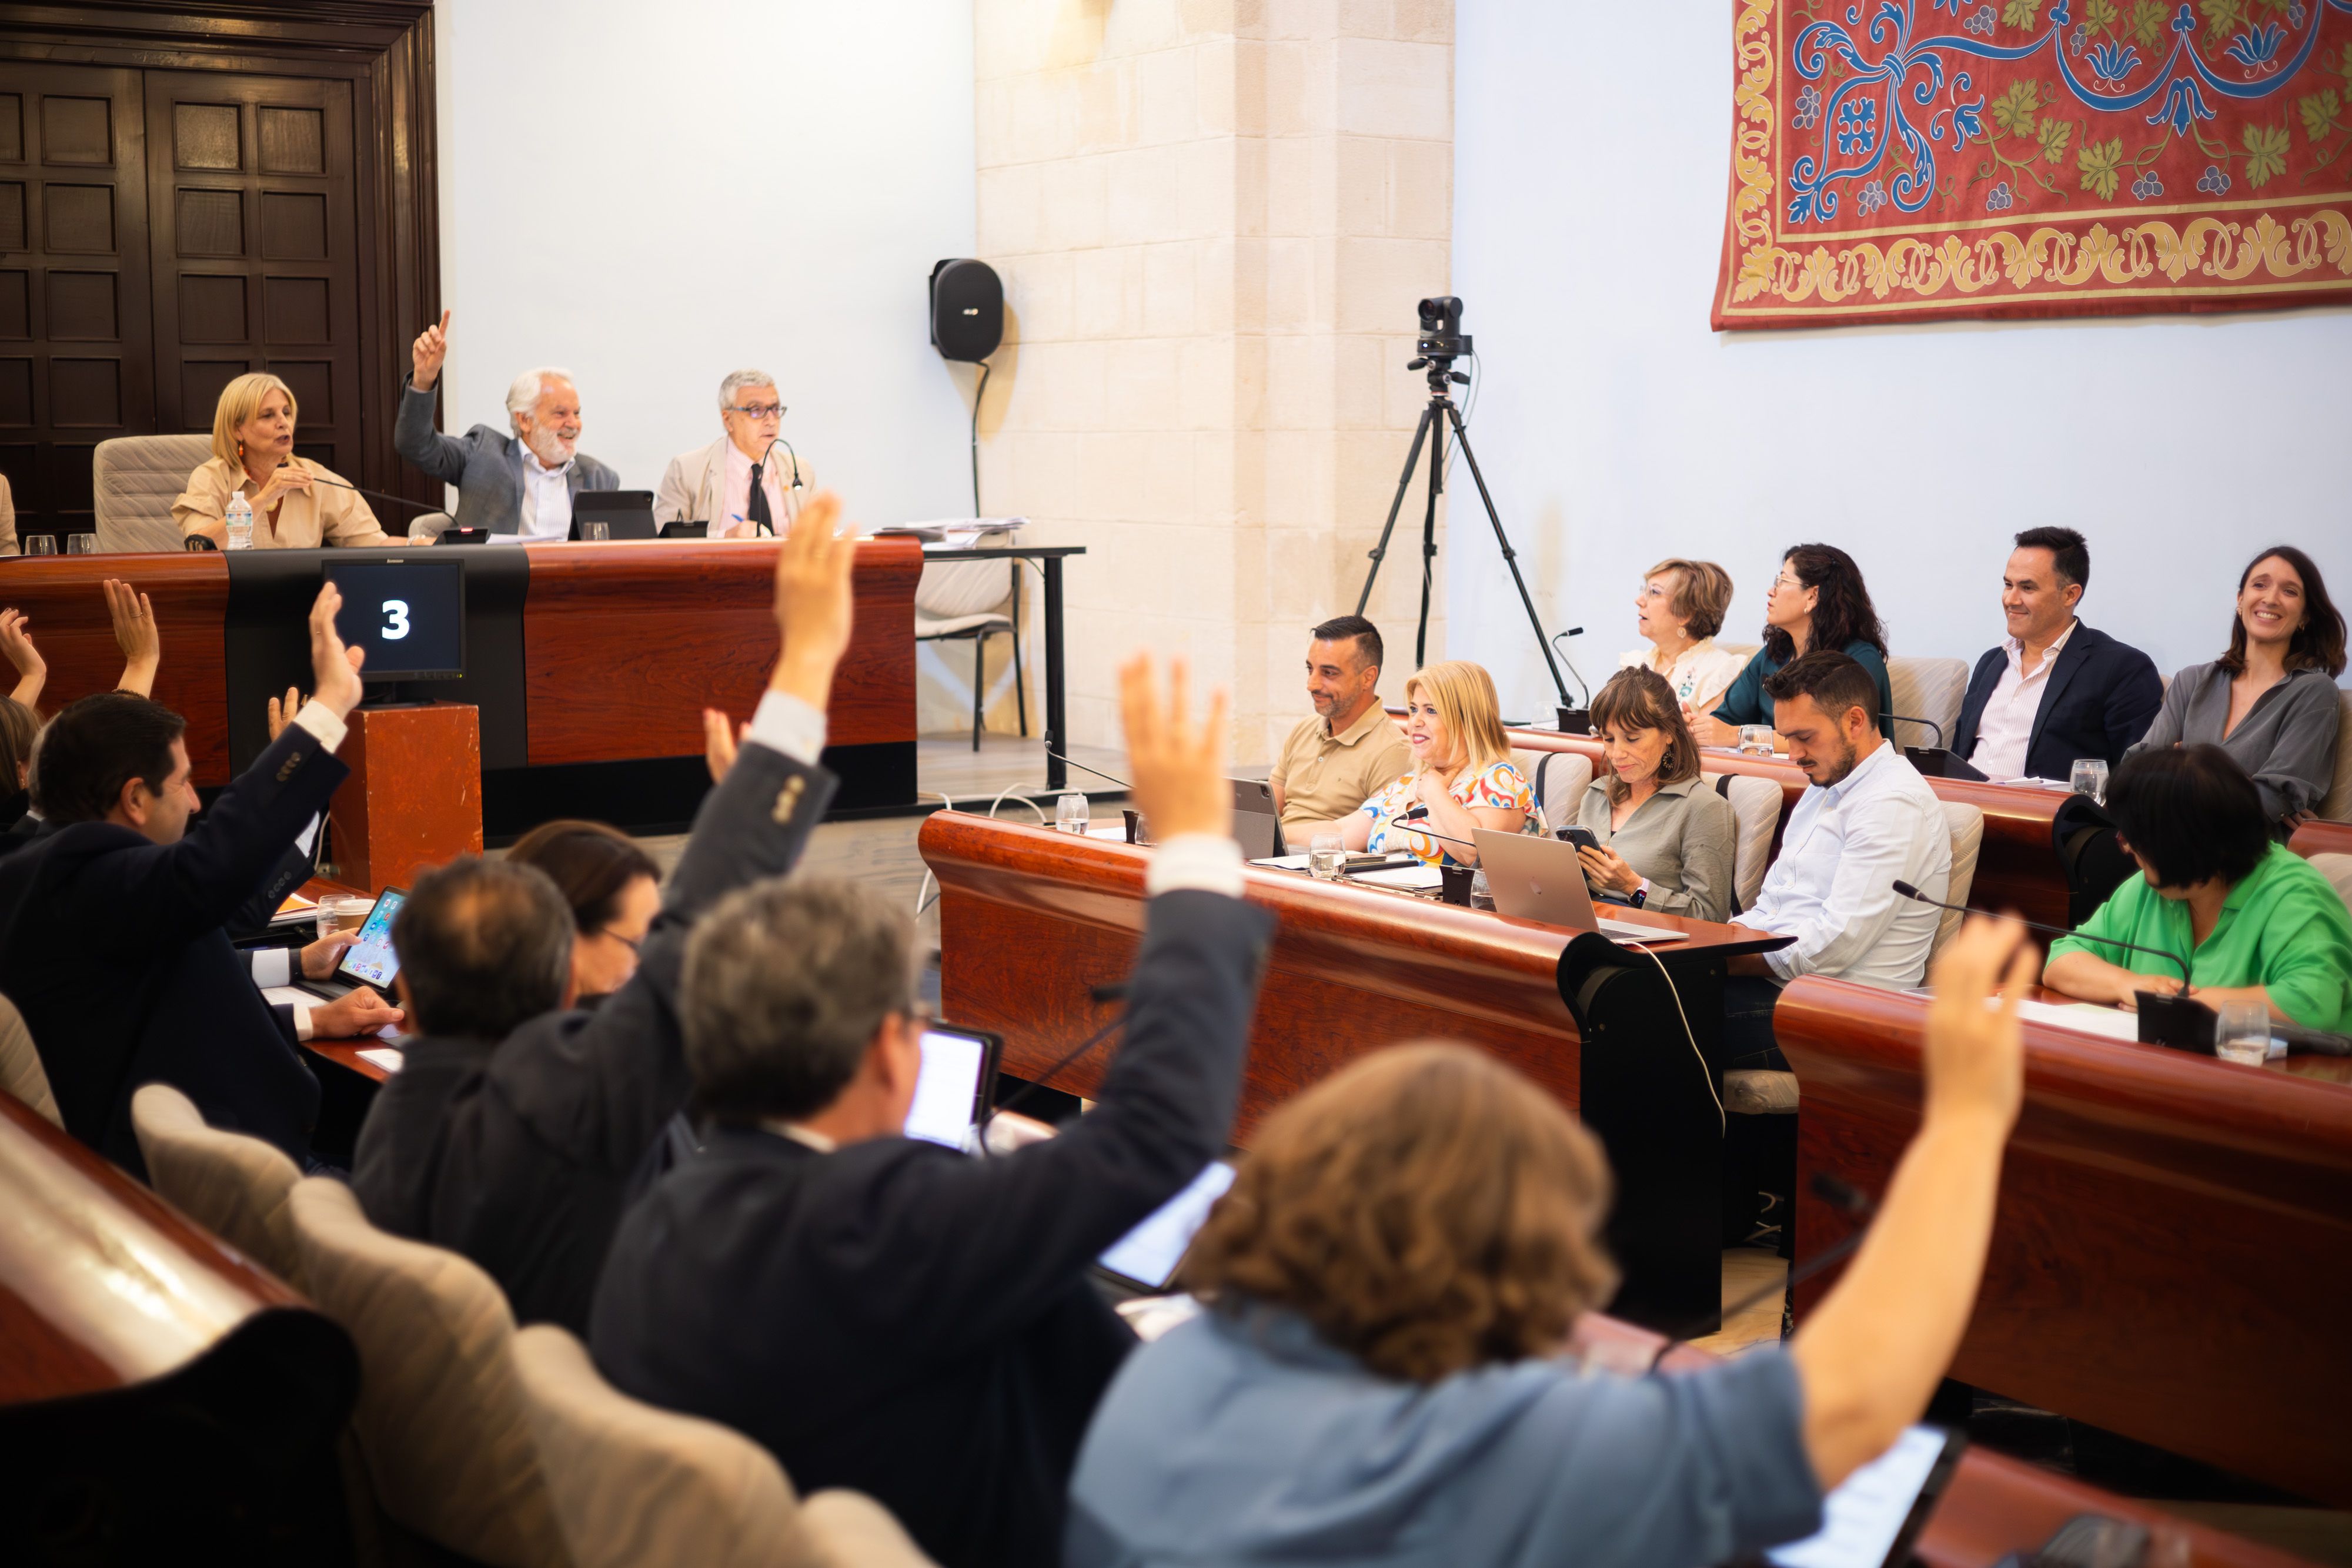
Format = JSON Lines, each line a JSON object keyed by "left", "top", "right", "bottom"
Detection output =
{"left": 1713, "top": 0, "right": 2352, "bottom": 326}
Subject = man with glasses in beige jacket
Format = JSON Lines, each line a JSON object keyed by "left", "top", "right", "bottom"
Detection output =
{"left": 654, "top": 370, "right": 815, "bottom": 539}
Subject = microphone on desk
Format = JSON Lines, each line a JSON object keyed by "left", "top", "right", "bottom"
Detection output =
{"left": 1551, "top": 627, "right": 1592, "bottom": 734}
{"left": 1888, "top": 881, "right": 2213, "bottom": 1053}
{"left": 1887, "top": 714, "right": 1988, "bottom": 782}
{"left": 1396, "top": 805, "right": 1478, "bottom": 852}
{"left": 1044, "top": 750, "right": 1131, "bottom": 791}
{"left": 292, "top": 467, "right": 445, "bottom": 515}
{"left": 1650, "top": 1174, "right": 1878, "bottom": 1363}
{"left": 981, "top": 994, "right": 1128, "bottom": 1149}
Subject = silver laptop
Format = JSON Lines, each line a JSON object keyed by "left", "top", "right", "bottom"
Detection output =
{"left": 1472, "top": 830, "right": 1688, "bottom": 944}
{"left": 1230, "top": 778, "right": 1285, "bottom": 860}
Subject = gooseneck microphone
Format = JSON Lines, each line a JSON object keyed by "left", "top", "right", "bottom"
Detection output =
{"left": 1886, "top": 713, "right": 1946, "bottom": 748}
{"left": 287, "top": 464, "right": 442, "bottom": 514}
{"left": 1044, "top": 751, "right": 1131, "bottom": 791}
{"left": 1889, "top": 880, "right": 2190, "bottom": 992}
{"left": 1396, "top": 804, "right": 1478, "bottom": 852}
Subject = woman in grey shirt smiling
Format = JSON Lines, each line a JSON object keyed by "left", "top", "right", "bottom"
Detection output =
{"left": 2130, "top": 545, "right": 2344, "bottom": 830}
{"left": 1573, "top": 667, "right": 1737, "bottom": 921}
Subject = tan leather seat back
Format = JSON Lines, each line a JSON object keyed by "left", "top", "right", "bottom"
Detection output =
{"left": 93, "top": 434, "right": 212, "bottom": 554}
{"left": 132, "top": 1083, "right": 302, "bottom": 1283}
{"left": 0, "top": 994, "right": 61, "bottom": 1127}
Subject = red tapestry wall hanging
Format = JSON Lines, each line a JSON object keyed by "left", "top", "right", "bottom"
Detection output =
{"left": 1714, "top": 0, "right": 2352, "bottom": 326}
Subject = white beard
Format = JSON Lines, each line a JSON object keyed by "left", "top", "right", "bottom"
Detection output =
{"left": 523, "top": 425, "right": 576, "bottom": 467}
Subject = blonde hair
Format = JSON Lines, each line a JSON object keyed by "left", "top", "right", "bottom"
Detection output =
{"left": 1403, "top": 660, "right": 1512, "bottom": 781}
{"left": 209, "top": 373, "right": 297, "bottom": 467}
{"left": 1183, "top": 1044, "right": 1618, "bottom": 1383}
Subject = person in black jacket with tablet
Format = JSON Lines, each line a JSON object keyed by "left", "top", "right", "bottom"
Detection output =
{"left": 589, "top": 654, "right": 1271, "bottom": 1568}
{"left": 352, "top": 493, "right": 856, "bottom": 1334}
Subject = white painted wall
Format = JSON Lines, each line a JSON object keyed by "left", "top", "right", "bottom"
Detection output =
{"left": 1450, "top": 4, "right": 2351, "bottom": 723}
{"left": 431, "top": 0, "right": 978, "bottom": 528}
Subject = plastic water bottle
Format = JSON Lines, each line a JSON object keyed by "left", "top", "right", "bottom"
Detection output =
{"left": 224, "top": 491, "right": 254, "bottom": 551}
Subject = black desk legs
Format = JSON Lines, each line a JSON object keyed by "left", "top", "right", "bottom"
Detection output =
{"left": 1043, "top": 556, "right": 1068, "bottom": 794}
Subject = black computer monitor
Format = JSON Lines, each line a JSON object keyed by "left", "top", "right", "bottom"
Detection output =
{"left": 324, "top": 559, "right": 466, "bottom": 681}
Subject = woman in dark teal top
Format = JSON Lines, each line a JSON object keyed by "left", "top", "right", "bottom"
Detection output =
{"left": 1696, "top": 543, "right": 1895, "bottom": 743}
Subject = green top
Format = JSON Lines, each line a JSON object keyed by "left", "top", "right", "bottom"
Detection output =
{"left": 1712, "top": 638, "right": 1895, "bottom": 738}
{"left": 2048, "top": 843, "right": 2352, "bottom": 1031}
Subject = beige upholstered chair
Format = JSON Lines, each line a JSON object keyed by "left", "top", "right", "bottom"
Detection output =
{"left": 2308, "top": 854, "right": 2352, "bottom": 916}
{"left": 1934, "top": 801, "right": 1986, "bottom": 958}
{"left": 2321, "top": 689, "right": 2352, "bottom": 823}
{"left": 93, "top": 434, "right": 213, "bottom": 554}
{"left": 916, "top": 560, "right": 1024, "bottom": 750}
{"left": 1710, "top": 773, "right": 1785, "bottom": 915}
{"left": 132, "top": 1083, "right": 304, "bottom": 1283}
{"left": 0, "top": 994, "right": 60, "bottom": 1127}
{"left": 512, "top": 1325, "right": 937, "bottom": 1568}
{"left": 1887, "top": 656, "right": 1969, "bottom": 753}
{"left": 1516, "top": 748, "right": 1592, "bottom": 834}
{"left": 289, "top": 1178, "right": 573, "bottom": 1568}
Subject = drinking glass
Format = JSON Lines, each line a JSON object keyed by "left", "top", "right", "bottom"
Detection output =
{"left": 2069, "top": 758, "right": 2109, "bottom": 804}
{"left": 65, "top": 533, "right": 96, "bottom": 555}
{"left": 1738, "top": 724, "right": 1776, "bottom": 757}
{"left": 581, "top": 521, "right": 611, "bottom": 542}
{"left": 315, "top": 894, "right": 374, "bottom": 944}
{"left": 24, "top": 535, "right": 55, "bottom": 556}
{"left": 1308, "top": 833, "right": 1345, "bottom": 881}
{"left": 1055, "top": 793, "right": 1090, "bottom": 835}
{"left": 2213, "top": 999, "right": 2270, "bottom": 1065}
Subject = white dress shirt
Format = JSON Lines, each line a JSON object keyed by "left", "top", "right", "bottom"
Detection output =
{"left": 1733, "top": 738, "right": 1951, "bottom": 988}
{"left": 717, "top": 440, "right": 793, "bottom": 540}
{"left": 518, "top": 446, "right": 575, "bottom": 541}
{"left": 243, "top": 704, "right": 350, "bottom": 1039}
{"left": 1970, "top": 620, "right": 2077, "bottom": 780}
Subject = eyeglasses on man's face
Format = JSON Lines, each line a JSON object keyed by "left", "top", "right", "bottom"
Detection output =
{"left": 727, "top": 403, "right": 786, "bottom": 420}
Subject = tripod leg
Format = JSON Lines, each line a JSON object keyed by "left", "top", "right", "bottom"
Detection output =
{"left": 1416, "top": 405, "right": 1444, "bottom": 668}
{"left": 1446, "top": 404, "right": 1573, "bottom": 707}
{"left": 1357, "top": 403, "right": 1437, "bottom": 617}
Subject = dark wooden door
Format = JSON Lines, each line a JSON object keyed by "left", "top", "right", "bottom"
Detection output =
{"left": 0, "top": 62, "right": 155, "bottom": 540}
{"left": 144, "top": 71, "right": 362, "bottom": 481}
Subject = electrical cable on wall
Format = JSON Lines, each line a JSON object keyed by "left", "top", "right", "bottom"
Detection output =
{"left": 970, "top": 360, "right": 992, "bottom": 516}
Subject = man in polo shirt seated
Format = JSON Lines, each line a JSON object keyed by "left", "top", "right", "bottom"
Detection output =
{"left": 1268, "top": 616, "right": 1412, "bottom": 841}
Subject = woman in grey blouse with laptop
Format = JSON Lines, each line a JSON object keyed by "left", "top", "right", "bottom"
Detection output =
{"left": 2130, "top": 545, "right": 2344, "bottom": 830}
{"left": 1572, "top": 667, "right": 1737, "bottom": 922}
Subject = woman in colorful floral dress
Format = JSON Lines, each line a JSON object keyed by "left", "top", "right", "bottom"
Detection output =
{"left": 1338, "top": 660, "right": 1534, "bottom": 868}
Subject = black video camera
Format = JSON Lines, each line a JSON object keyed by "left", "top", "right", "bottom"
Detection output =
{"left": 1415, "top": 295, "right": 1471, "bottom": 363}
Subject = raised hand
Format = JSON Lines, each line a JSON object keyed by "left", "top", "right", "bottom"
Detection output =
{"left": 103, "top": 579, "right": 161, "bottom": 697}
{"left": 307, "top": 582, "right": 365, "bottom": 720}
{"left": 1922, "top": 914, "right": 2036, "bottom": 1135}
{"left": 769, "top": 490, "right": 855, "bottom": 710}
{"left": 703, "top": 707, "right": 749, "bottom": 784}
{"left": 1120, "top": 653, "right": 1230, "bottom": 843}
{"left": 0, "top": 607, "right": 44, "bottom": 707}
{"left": 412, "top": 308, "right": 452, "bottom": 390}
{"left": 266, "top": 686, "right": 302, "bottom": 741}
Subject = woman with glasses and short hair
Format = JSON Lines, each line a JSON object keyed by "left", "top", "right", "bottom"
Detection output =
{"left": 653, "top": 369, "right": 814, "bottom": 538}
{"left": 1622, "top": 557, "right": 1746, "bottom": 713}
{"left": 503, "top": 818, "right": 661, "bottom": 1007}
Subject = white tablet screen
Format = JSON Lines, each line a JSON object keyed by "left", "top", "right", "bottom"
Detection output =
{"left": 1766, "top": 1425, "right": 1951, "bottom": 1568}
{"left": 903, "top": 1028, "right": 988, "bottom": 1148}
{"left": 1098, "top": 1161, "right": 1237, "bottom": 1287}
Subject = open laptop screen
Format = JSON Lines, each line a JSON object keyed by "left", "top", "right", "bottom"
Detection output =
{"left": 904, "top": 1024, "right": 1000, "bottom": 1148}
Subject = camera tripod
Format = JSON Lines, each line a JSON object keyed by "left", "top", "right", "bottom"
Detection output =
{"left": 1355, "top": 358, "right": 1571, "bottom": 708}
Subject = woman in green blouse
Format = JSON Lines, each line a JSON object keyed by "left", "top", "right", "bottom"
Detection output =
{"left": 2043, "top": 744, "right": 2352, "bottom": 1031}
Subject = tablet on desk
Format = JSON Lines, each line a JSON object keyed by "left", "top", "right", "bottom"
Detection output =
{"left": 903, "top": 1023, "right": 1001, "bottom": 1149}
{"left": 1096, "top": 1160, "right": 1237, "bottom": 1292}
{"left": 1765, "top": 1425, "right": 1965, "bottom": 1568}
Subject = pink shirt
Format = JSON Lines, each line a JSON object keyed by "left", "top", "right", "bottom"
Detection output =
{"left": 1972, "top": 620, "right": 2077, "bottom": 780}
{"left": 715, "top": 440, "right": 792, "bottom": 540}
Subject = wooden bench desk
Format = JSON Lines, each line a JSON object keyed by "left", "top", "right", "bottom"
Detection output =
{"left": 1776, "top": 976, "right": 2352, "bottom": 1506}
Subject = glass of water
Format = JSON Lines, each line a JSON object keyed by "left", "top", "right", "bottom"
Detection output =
{"left": 1056, "top": 793, "right": 1090, "bottom": 835}
{"left": 2069, "top": 758, "right": 2109, "bottom": 803}
{"left": 2213, "top": 999, "right": 2270, "bottom": 1065}
{"left": 1738, "top": 724, "right": 1776, "bottom": 757}
{"left": 1308, "top": 833, "right": 1345, "bottom": 880}
{"left": 65, "top": 533, "right": 97, "bottom": 555}
{"left": 24, "top": 535, "right": 55, "bottom": 556}
{"left": 581, "top": 521, "right": 610, "bottom": 542}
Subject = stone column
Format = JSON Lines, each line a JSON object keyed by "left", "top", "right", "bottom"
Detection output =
{"left": 974, "top": 0, "right": 1452, "bottom": 760}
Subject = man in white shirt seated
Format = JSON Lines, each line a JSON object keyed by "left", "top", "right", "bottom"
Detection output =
{"left": 654, "top": 370, "right": 814, "bottom": 539}
{"left": 1725, "top": 649, "right": 1952, "bottom": 1072}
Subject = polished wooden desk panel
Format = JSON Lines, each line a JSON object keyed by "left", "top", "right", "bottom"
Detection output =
{"left": 922, "top": 811, "right": 1787, "bottom": 1327}
{"left": 2290, "top": 817, "right": 2352, "bottom": 860}
{"left": 522, "top": 536, "right": 920, "bottom": 763}
{"left": 1505, "top": 728, "right": 2079, "bottom": 928}
{"left": 1776, "top": 977, "right": 2352, "bottom": 1506}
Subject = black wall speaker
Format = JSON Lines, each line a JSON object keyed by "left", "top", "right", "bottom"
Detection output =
{"left": 930, "top": 259, "right": 1003, "bottom": 363}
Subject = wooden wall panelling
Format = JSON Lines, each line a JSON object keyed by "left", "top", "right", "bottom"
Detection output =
{"left": 0, "top": 59, "right": 154, "bottom": 541}
{"left": 0, "top": 550, "right": 228, "bottom": 773}
{"left": 1778, "top": 977, "right": 2352, "bottom": 1506}
{"left": 522, "top": 539, "right": 922, "bottom": 765}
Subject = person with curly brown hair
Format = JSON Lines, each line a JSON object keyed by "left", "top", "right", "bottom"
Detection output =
{"left": 1065, "top": 917, "right": 2040, "bottom": 1568}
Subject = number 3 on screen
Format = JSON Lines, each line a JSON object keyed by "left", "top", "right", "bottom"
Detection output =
{"left": 381, "top": 599, "right": 410, "bottom": 641}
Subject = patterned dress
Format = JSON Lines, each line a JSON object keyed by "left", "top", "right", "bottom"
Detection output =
{"left": 1358, "top": 759, "right": 1536, "bottom": 867}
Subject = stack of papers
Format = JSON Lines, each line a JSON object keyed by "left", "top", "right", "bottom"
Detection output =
{"left": 2014, "top": 998, "right": 2140, "bottom": 1042}
{"left": 1351, "top": 862, "right": 1443, "bottom": 892}
{"left": 272, "top": 892, "right": 318, "bottom": 925}
{"left": 357, "top": 1048, "right": 405, "bottom": 1074}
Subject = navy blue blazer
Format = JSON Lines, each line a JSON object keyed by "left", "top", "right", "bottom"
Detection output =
{"left": 0, "top": 724, "right": 348, "bottom": 1176}
{"left": 1952, "top": 621, "right": 2162, "bottom": 780}
{"left": 589, "top": 887, "right": 1274, "bottom": 1568}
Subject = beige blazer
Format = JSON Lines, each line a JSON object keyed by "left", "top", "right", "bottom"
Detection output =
{"left": 172, "top": 454, "right": 392, "bottom": 549}
{"left": 653, "top": 435, "right": 813, "bottom": 538}
{"left": 0, "top": 472, "right": 15, "bottom": 556}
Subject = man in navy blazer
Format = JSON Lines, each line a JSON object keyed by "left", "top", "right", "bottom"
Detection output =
{"left": 0, "top": 586, "right": 386, "bottom": 1175}
{"left": 1951, "top": 527, "right": 2162, "bottom": 781}
{"left": 394, "top": 310, "right": 618, "bottom": 539}
{"left": 590, "top": 656, "right": 1271, "bottom": 1568}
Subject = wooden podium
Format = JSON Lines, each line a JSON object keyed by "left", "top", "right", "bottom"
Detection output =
{"left": 327, "top": 703, "right": 484, "bottom": 891}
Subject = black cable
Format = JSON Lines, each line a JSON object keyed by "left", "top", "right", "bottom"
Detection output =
{"left": 970, "top": 360, "right": 993, "bottom": 516}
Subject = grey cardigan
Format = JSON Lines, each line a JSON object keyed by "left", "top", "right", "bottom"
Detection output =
{"left": 1574, "top": 774, "right": 1737, "bottom": 923}
{"left": 2128, "top": 662, "right": 2342, "bottom": 824}
{"left": 393, "top": 376, "right": 619, "bottom": 535}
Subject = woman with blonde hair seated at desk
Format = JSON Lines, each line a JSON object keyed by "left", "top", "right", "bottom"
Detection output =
{"left": 1336, "top": 659, "right": 1531, "bottom": 868}
{"left": 173, "top": 372, "right": 393, "bottom": 550}
{"left": 1573, "top": 667, "right": 1736, "bottom": 922}
{"left": 1067, "top": 918, "right": 2040, "bottom": 1568}
{"left": 2043, "top": 744, "right": 2352, "bottom": 1031}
